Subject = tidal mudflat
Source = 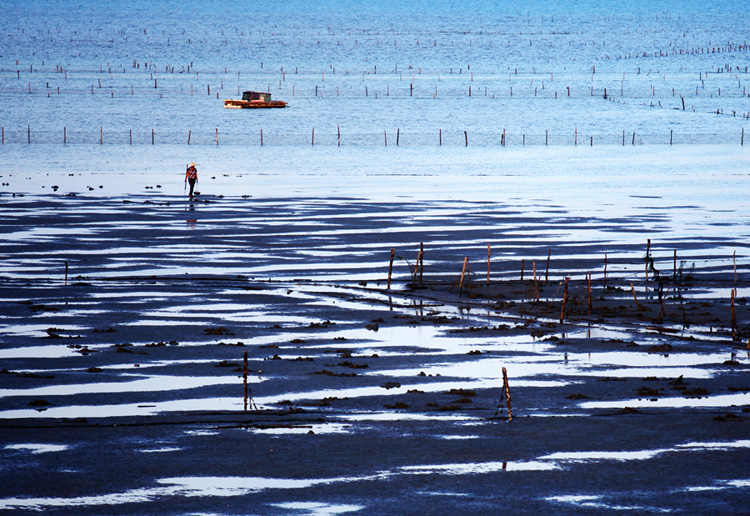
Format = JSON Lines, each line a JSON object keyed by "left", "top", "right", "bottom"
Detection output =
{"left": 1, "top": 144, "right": 749, "bottom": 515}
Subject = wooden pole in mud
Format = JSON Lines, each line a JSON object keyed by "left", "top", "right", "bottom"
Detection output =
{"left": 243, "top": 350, "right": 248, "bottom": 413}
{"left": 587, "top": 272, "right": 592, "bottom": 315}
{"left": 100, "top": 126, "right": 103, "bottom": 145}
{"left": 129, "top": 129, "right": 132, "bottom": 146}
{"left": 187, "top": 130, "right": 191, "bottom": 145}
{"left": 502, "top": 367, "right": 513, "bottom": 422}
{"left": 261, "top": 129, "right": 264, "bottom": 146}
{"left": 464, "top": 131, "right": 468, "bottom": 146}
{"left": 458, "top": 257, "right": 469, "bottom": 297}
{"left": 520, "top": 259, "right": 525, "bottom": 281}
{"left": 545, "top": 247, "right": 551, "bottom": 283}
{"left": 384, "top": 130, "right": 387, "bottom": 147}
{"left": 215, "top": 128, "right": 219, "bottom": 146}
{"left": 439, "top": 129, "right": 442, "bottom": 146}
{"left": 658, "top": 297, "right": 666, "bottom": 324}
{"left": 152, "top": 128, "right": 155, "bottom": 145}
{"left": 533, "top": 261, "right": 540, "bottom": 302}
{"left": 413, "top": 248, "right": 423, "bottom": 286}
{"left": 734, "top": 251, "right": 737, "bottom": 285}
{"left": 337, "top": 125, "right": 340, "bottom": 147}
{"left": 64, "top": 261, "right": 68, "bottom": 286}
{"left": 397, "top": 128, "right": 400, "bottom": 146}
{"left": 387, "top": 248, "right": 395, "bottom": 290}
{"left": 630, "top": 283, "right": 641, "bottom": 311}
{"left": 311, "top": 128, "right": 315, "bottom": 146}
{"left": 560, "top": 277, "right": 569, "bottom": 323}
{"left": 674, "top": 249, "right": 677, "bottom": 283}
{"left": 645, "top": 239, "right": 651, "bottom": 281}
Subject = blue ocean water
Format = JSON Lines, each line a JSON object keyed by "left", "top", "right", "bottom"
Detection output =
{"left": 1, "top": 0, "right": 749, "bottom": 144}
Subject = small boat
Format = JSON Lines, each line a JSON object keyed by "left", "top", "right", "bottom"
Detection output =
{"left": 224, "top": 90, "right": 287, "bottom": 109}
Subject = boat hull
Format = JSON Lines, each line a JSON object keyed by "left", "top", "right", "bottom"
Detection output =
{"left": 223, "top": 99, "right": 288, "bottom": 109}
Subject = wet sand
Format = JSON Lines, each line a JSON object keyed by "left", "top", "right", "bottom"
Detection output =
{"left": 1, "top": 159, "right": 749, "bottom": 514}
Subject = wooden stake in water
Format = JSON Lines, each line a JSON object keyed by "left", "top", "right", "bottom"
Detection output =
{"left": 631, "top": 282, "right": 641, "bottom": 311}
{"left": 502, "top": 367, "right": 513, "bottom": 422}
{"left": 545, "top": 247, "right": 551, "bottom": 283}
{"left": 458, "top": 257, "right": 469, "bottom": 297}
{"left": 387, "top": 248, "right": 395, "bottom": 290}
{"left": 520, "top": 259, "right": 525, "bottom": 281}
{"left": 658, "top": 295, "right": 666, "bottom": 324}
{"left": 64, "top": 261, "right": 68, "bottom": 286}
{"left": 587, "top": 271, "right": 592, "bottom": 315}
{"left": 413, "top": 248, "right": 423, "bottom": 286}
{"left": 734, "top": 250, "right": 737, "bottom": 286}
{"left": 560, "top": 277, "right": 569, "bottom": 323}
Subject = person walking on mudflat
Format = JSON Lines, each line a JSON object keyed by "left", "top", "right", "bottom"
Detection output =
{"left": 185, "top": 162, "right": 198, "bottom": 198}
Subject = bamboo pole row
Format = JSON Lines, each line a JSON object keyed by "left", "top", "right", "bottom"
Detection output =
{"left": 385, "top": 241, "right": 743, "bottom": 338}
{"left": 5, "top": 127, "right": 746, "bottom": 146}
{"left": 13, "top": 79, "right": 750, "bottom": 111}
{"left": 11, "top": 47, "right": 750, "bottom": 77}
